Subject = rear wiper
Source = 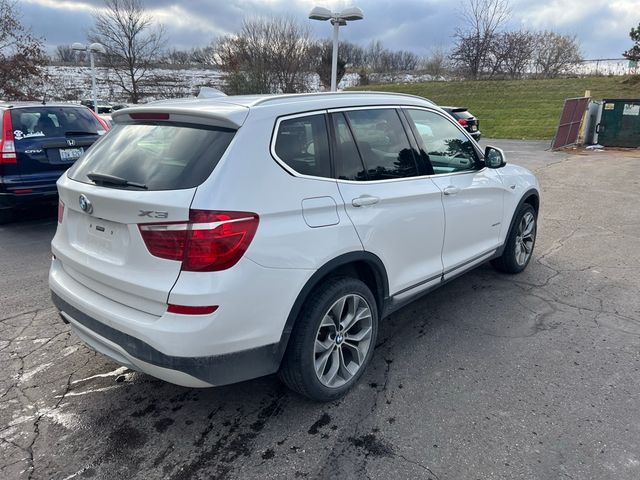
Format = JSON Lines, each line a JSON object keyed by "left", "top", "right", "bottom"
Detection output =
{"left": 87, "top": 172, "right": 147, "bottom": 190}
{"left": 65, "top": 131, "right": 99, "bottom": 136}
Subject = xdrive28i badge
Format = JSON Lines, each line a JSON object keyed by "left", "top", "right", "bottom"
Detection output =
{"left": 79, "top": 194, "right": 93, "bottom": 214}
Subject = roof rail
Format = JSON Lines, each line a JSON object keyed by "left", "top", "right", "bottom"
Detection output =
{"left": 251, "top": 90, "right": 433, "bottom": 107}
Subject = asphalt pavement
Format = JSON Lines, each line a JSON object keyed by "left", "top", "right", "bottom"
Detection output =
{"left": 1, "top": 140, "right": 639, "bottom": 480}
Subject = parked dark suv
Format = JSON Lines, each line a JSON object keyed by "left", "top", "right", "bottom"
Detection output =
{"left": 441, "top": 107, "right": 481, "bottom": 141}
{"left": 0, "top": 104, "right": 109, "bottom": 222}
{"left": 80, "top": 99, "right": 113, "bottom": 114}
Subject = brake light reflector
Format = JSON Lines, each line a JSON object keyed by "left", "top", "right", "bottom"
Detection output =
{"left": 1, "top": 110, "right": 17, "bottom": 164}
{"left": 167, "top": 304, "right": 218, "bottom": 315}
{"left": 58, "top": 200, "right": 65, "bottom": 224}
{"left": 138, "top": 210, "right": 259, "bottom": 272}
{"left": 457, "top": 118, "right": 468, "bottom": 127}
{"left": 129, "top": 112, "right": 170, "bottom": 120}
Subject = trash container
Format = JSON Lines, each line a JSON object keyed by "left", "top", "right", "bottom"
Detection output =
{"left": 596, "top": 99, "right": 640, "bottom": 147}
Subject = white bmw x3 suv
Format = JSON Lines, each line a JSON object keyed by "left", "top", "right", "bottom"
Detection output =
{"left": 50, "top": 92, "right": 539, "bottom": 401}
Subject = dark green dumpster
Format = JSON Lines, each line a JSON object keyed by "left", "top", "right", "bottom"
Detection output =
{"left": 597, "top": 99, "right": 640, "bottom": 147}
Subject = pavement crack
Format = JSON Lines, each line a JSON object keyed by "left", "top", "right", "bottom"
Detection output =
{"left": 395, "top": 452, "right": 441, "bottom": 480}
{"left": 0, "top": 309, "right": 41, "bottom": 324}
{"left": 25, "top": 413, "right": 43, "bottom": 480}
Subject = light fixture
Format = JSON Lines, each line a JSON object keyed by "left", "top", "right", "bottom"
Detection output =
{"left": 309, "top": 6, "right": 364, "bottom": 92}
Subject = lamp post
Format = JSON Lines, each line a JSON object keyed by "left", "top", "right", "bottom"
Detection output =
{"left": 71, "top": 42, "right": 106, "bottom": 113}
{"left": 309, "top": 6, "right": 364, "bottom": 92}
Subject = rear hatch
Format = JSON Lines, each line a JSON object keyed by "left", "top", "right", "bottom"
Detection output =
{"left": 54, "top": 117, "right": 238, "bottom": 314}
{"left": 11, "top": 106, "right": 107, "bottom": 183}
{"left": 451, "top": 108, "right": 479, "bottom": 133}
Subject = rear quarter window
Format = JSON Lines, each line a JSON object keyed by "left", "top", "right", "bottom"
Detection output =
{"left": 68, "top": 123, "right": 236, "bottom": 191}
{"left": 274, "top": 114, "right": 331, "bottom": 178}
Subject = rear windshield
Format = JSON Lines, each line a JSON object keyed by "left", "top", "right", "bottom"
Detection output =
{"left": 452, "top": 110, "right": 474, "bottom": 120}
{"left": 11, "top": 106, "right": 105, "bottom": 140}
{"left": 68, "top": 123, "right": 236, "bottom": 191}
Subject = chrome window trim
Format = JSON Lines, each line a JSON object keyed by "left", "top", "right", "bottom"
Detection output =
{"left": 334, "top": 167, "right": 488, "bottom": 185}
{"left": 269, "top": 105, "right": 486, "bottom": 184}
{"left": 327, "top": 105, "right": 402, "bottom": 113}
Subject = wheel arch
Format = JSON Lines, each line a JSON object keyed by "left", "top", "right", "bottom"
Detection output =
{"left": 498, "top": 188, "right": 540, "bottom": 256}
{"left": 274, "top": 251, "right": 389, "bottom": 365}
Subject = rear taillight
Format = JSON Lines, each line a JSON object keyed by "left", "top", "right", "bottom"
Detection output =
{"left": 139, "top": 210, "right": 259, "bottom": 272}
{"left": 89, "top": 110, "right": 110, "bottom": 131}
{"left": 58, "top": 200, "right": 65, "bottom": 224}
{"left": 1, "top": 110, "right": 17, "bottom": 164}
{"left": 457, "top": 118, "right": 468, "bottom": 127}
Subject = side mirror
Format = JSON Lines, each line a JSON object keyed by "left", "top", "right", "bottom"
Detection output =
{"left": 484, "top": 145, "right": 506, "bottom": 168}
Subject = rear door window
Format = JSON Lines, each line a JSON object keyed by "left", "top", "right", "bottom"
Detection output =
{"left": 343, "top": 109, "right": 419, "bottom": 180}
{"left": 68, "top": 123, "right": 236, "bottom": 191}
{"left": 331, "top": 113, "right": 368, "bottom": 181}
{"left": 274, "top": 114, "right": 331, "bottom": 178}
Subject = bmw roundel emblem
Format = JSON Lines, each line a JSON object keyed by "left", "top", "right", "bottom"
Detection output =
{"left": 79, "top": 194, "right": 93, "bottom": 214}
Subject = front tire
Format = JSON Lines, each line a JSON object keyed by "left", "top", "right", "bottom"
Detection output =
{"left": 491, "top": 204, "right": 537, "bottom": 274}
{"left": 279, "top": 277, "right": 378, "bottom": 402}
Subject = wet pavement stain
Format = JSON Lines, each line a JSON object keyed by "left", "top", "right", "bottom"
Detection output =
{"left": 348, "top": 433, "right": 394, "bottom": 457}
{"left": 307, "top": 413, "right": 331, "bottom": 435}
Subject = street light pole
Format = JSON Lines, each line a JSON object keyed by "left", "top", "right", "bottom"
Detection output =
{"left": 72, "top": 42, "right": 105, "bottom": 113}
{"left": 309, "top": 6, "right": 364, "bottom": 93}
{"left": 90, "top": 49, "right": 97, "bottom": 114}
{"left": 331, "top": 20, "right": 340, "bottom": 92}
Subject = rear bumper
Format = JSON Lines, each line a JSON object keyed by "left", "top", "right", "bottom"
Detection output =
{"left": 52, "top": 291, "right": 279, "bottom": 387}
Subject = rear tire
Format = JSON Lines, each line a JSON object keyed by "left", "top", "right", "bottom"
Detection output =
{"left": 491, "top": 203, "right": 537, "bottom": 274}
{"left": 279, "top": 277, "right": 378, "bottom": 402}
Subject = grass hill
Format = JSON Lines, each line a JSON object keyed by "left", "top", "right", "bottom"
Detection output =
{"left": 352, "top": 76, "right": 640, "bottom": 139}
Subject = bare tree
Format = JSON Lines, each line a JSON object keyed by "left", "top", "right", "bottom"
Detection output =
{"left": 55, "top": 44, "right": 81, "bottom": 64}
{"left": 499, "top": 30, "right": 536, "bottom": 79}
{"left": 339, "top": 41, "right": 365, "bottom": 68}
{"left": 89, "top": 0, "right": 166, "bottom": 103}
{"left": 0, "top": 0, "right": 46, "bottom": 99}
{"left": 311, "top": 40, "right": 346, "bottom": 90}
{"left": 162, "top": 48, "right": 191, "bottom": 66}
{"left": 214, "top": 17, "right": 313, "bottom": 94}
{"left": 533, "top": 31, "right": 582, "bottom": 78}
{"left": 391, "top": 51, "right": 420, "bottom": 71}
{"left": 421, "top": 47, "right": 450, "bottom": 78}
{"left": 190, "top": 43, "right": 216, "bottom": 67}
{"left": 451, "top": 0, "right": 511, "bottom": 79}
{"left": 364, "top": 40, "right": 387, "bottom": 71}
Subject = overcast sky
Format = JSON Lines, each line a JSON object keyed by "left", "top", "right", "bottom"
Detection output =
{"left": 21, "top": 0, "right": 638, "bottom": 59}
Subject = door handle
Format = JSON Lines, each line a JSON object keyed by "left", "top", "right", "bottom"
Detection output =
{"left": 352, "top": 195, "right": 380, "bottom": 207}
{"left": 443, "top": 186, "right": 460, "bottom": 196}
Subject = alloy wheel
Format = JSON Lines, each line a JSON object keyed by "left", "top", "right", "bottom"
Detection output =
{"left": 313, "top": 294, "right": 373, "bottom": 388}
{"left": 514, "top": 211, "right": 536, "bottom": 266}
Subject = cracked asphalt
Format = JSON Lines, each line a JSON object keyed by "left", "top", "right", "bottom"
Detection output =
{"left": 1, "top": 140, "right": 640, "bottom": 480}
